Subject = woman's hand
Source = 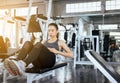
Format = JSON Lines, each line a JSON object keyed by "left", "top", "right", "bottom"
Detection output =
{"left": 48, "top": 48, "right": 59, "bottom": 54}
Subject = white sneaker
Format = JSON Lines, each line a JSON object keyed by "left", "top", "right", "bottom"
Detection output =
{"left": 4, "top": 59, "right": 17, "bottom": 76}
{"left": 7, "top": 60, "right": 25, "bottom": 76}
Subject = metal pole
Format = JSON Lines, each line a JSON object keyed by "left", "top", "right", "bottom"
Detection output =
{"left": 26, "top": 0, "right": 33, "bottom": 27}
{"left": 101, "top": 0, "right": 105, "bottom": 52}
{"left": 15, "top": 22, "right": 19, "bottom": 48}
{"left": 44, "top": 0, "right": 53, "bottom": 41}
{"left": 101, "top": 14, "right": 104, "bottom": 52}
{"left": 47, "top": 0, "right": 53, "bottom": 20}
{"left": 78, "top": 18, "right": 84, "bottom": 61}
{"left": 25, "top": 0, "right": 33, "bottom": 41}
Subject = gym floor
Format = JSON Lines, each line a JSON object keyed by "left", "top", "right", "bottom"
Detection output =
{"left": 0, "top": 61, "right": 118, "bottom": 83}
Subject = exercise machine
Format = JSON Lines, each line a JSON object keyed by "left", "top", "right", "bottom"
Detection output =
{"left": 73, "top": 18, "right": 100, "bottom": 68}
{"left": 85, "top": 50, "right": 120, "bottom": 83}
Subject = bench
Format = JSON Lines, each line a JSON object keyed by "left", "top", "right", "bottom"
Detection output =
{"left": 85, "top": 50, "right": 120, "bottom": 83}
{"left": 25, "top": 62, "right": 67, "bottom": 83}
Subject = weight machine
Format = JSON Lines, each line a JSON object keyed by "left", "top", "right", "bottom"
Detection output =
{"left": 73, "top": 18, "right": 100, "bottom": 68}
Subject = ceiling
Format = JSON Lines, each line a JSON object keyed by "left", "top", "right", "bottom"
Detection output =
{"left": 0, "top": 0, "right": 100, "bottom": 5}
{"left": 0, "top": 0, "right": 45, "bottom": 9}
{"left": 1, "top": 0, "right": 120, "bottom": 25}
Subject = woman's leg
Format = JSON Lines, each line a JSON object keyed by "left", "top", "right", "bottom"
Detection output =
{"left": 4, "top": 41, "right": 33, "bottom": 76}
{"left": 32, "top": 44, "right": 56, "bottom": 69}
{"left": 17, "top": 41, "right": 33, "bottom": 60}
{"left": 4, "top": 42, "right": 56, "bottom": 76}
{"left": 23, "top": 42, "right": 56, "bottom": 68}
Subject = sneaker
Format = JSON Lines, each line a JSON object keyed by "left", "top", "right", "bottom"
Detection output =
{"left": 9, "top": 60, "right": 26, "bottom": 76}
{"left": 4, "top": 59, "right": 17, "bottom": 76}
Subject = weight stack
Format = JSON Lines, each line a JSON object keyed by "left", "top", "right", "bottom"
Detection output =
{"left": 92, "top": 30, "right": 100, "bottom": 51}
{"left": 103, "top": 35, "right": 110, "bottom": 54}
{"left": 27, "top": 14, "right": 47, "bottom": 33}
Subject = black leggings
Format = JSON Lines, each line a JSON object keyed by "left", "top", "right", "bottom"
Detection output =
{"left": 17, "top": 41, "right": 56, "bottom": 69}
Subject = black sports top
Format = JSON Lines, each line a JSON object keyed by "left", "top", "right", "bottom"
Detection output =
{"left": 44, "top": 39, "right": 59, "bottom": 51}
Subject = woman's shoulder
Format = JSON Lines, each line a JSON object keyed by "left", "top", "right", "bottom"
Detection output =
{"left": 58, "top": 40, "right": 66, "bottom": 45}
{"left": 41, "top": 40, "right": 48, "bottom": 44}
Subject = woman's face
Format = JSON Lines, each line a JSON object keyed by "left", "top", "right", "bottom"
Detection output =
{"left": 48, "top": 25, "right": 58, "bottom": 38}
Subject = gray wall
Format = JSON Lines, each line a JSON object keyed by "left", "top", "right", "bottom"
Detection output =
{"left": 38, "top": 4, "right": 47, "bottom": 16}
{"left": 60, "top": 17, "right": 79, "bottom": 24}
{"left": 52, "top": 0, "right": 90, "bottom": 24}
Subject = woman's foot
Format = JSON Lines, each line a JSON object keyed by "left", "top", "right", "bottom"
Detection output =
{"left": 4, "top": 59, "right": 17, "bottom": 76}
{"left": 4, "top": 59, "right": 26, "bottom": 76}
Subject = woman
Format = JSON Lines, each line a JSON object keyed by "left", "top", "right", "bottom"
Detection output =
{"left": 4, "top": 23, "right": 73, "bottom": 76}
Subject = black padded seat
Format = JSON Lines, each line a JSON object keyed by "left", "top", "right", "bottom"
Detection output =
{"left": 88, "top": 50, "right": 120, "bottom": 82}
{"left": 25, "top": 62, "right": 67, "bottom": 74}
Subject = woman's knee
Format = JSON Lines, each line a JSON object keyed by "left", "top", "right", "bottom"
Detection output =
{"left": 25, "top": 41, "right": 33, "bottom": 46}
{"left": 34, "top": 42, "right": 43, "bottom": 48}
{"left": 21, "top": 41, "right": 33, "bottom": 53}
{"left": 23, "top": 41, "right": 33, "bottom": 47}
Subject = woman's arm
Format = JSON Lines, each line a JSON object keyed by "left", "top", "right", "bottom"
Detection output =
{"left": 58, "top": 40, "right": 73, "bottom": 58}
{"left": 48, "top": 40, "right": 73, "bottom": 58}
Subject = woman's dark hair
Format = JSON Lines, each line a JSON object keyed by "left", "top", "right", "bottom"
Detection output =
{"left": 48, "top": 23, "right": 58, "bottom": 31}
{"left": 48, "top": 23, "right": 59, "bottom": 38}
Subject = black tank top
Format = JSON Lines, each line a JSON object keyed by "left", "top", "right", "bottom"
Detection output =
{"left": 44, "top": 39, "right": 59, "bottom": 51}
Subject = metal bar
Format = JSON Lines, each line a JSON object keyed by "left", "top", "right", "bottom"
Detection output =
{"left": 3, "top": 70, "right": 7, "bottom": 83}
{"left": 26, "top": 0, "right": 33, "bottom": 30}
{"left": 47, "top": 0, "right": 53, "bottom": 20}
{"left": 76, "top": 61, "right": 93, "bottom": 65}
{"left": 62, "top": 10, "right": 120, "bottom": 17}
{"left": 108, "top": 62, "right": 120, "bottom": 66}
{"left": 15, "top": 22, "right": 19, "bottom": 48}
{"left": 44, "top": 0, "right": 53, "bottom": 41}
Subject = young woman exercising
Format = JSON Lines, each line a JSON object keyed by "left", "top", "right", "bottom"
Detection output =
{"left": 4, "top": 23, "right": 73, "bottom": 76}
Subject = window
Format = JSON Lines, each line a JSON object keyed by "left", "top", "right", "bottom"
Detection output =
{"left": 66, "top": 1, "right": 101, "bottom": 13}
{"left": 110, "top": 32, "right": 120, "bottom": 43}
{"left": 0, "top": 7, "right": 37, "bottom": 47}
{"left": 106, "top": 0, "right": 120, "bottom": 10}
{"left": 11, "top": 7, "right": 37, "bottom": 16}
{"left": 0, "top": 9, "right": 8, "bottom": 17}
{"left": 110, "top": 32, "right": 120, "bottom": 36}
{"left": 115, "top": 36, "right": 120, "bottom": 39}
{"left": 0, "top": 20, "right": 4, "bottom": 35}
{"left": 98, "top": 24, "right": 118, "bottom": 30}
